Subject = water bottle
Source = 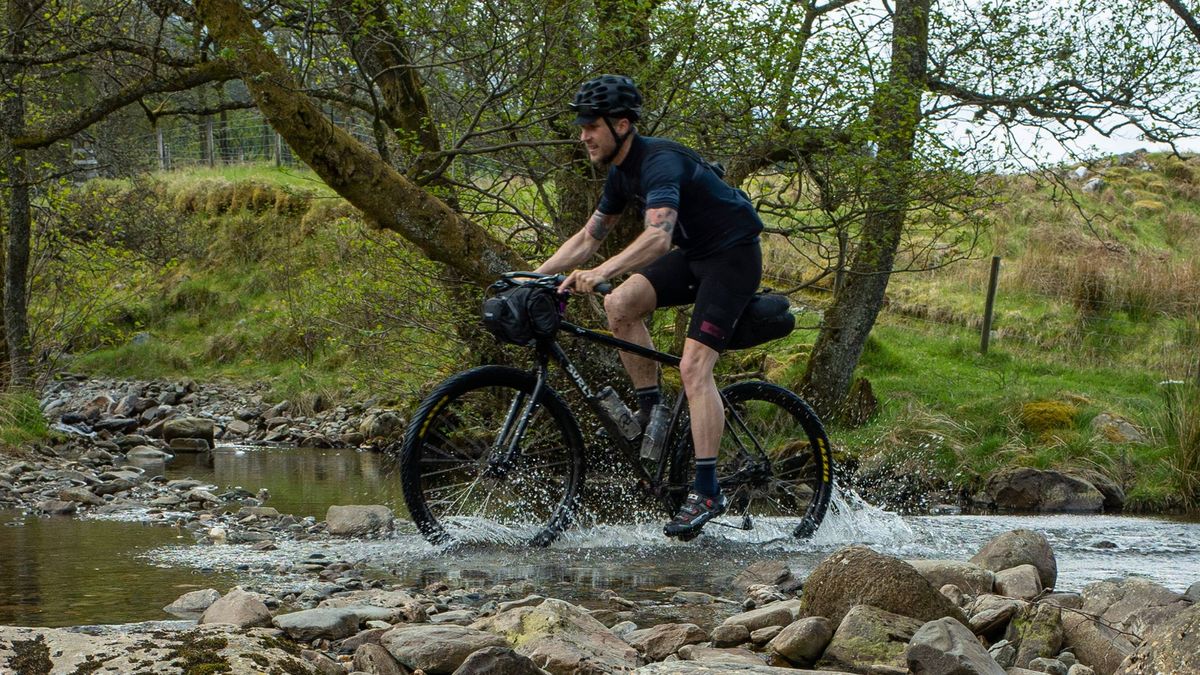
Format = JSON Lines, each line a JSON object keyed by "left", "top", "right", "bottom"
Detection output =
{"left": 639, "top": 404, "right": 671, "bottom": 462}
{"left": 594, "top": 386, "right": 641, "bottom": 440}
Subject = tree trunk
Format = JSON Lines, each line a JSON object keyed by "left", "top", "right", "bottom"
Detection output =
{"left": 1, "top": 0, "right": 34, "bottom": 388}
{"left": 194, "top": 0, "right": 524, "bottom": 286}
{"left": 800, "top": 0, "right": 930, "bottom": 418}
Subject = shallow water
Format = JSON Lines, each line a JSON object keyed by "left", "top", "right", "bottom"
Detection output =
{"left": 3, "top": 446, "right": 1198, "bottom": 627}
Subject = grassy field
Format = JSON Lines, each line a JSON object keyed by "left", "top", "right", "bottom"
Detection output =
{"left": 31, "top": 157, "right": 1200, "bottom": 511}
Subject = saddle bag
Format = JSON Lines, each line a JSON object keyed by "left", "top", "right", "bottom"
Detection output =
{"left": 727, "top": 293, "right": 795, "bottom": 350}
{"left": 481, "top": 284, "right": 562, "bottom": 346}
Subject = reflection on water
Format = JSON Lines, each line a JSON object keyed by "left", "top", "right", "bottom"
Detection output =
{"left": 0, "top": 511, "right": 234, "bottom": 627}
{"left": 166, "top": 446, "right": 407, "bottom": 519}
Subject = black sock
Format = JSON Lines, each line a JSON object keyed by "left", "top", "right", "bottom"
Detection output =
{"left": 694, "top": 457, "right": 719, "bottom": 497}
{"left": 635, "top": 386, "right": 661, "bottom": 425}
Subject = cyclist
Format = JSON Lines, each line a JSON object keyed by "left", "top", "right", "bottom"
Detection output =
{"left": 534, "top": 74, "right": 764, "bottom": 539}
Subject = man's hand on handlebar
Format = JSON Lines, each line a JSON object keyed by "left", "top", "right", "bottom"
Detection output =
{"left": 559, "top": 268, "right": 610, "bottom": 295}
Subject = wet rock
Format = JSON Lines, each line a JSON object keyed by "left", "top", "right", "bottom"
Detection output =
{"left": 199, "top": 587, "right": 272, "bottom": 628}
{"left": 907, "top": 559, "right": 996, "bottom": 596}
{"left": 274, "top": 607, "right": 363, "bottom": 641}
{"left": 37, "top": 499, "right": 77, "bottom": 515}
{"left": 1009, "top": 603, "right": 1063, "bottom": 667}
{"left": 720, "top": 599, "right": 802, "bottom": 632}
{"left": 163, "top": 417, "right": 216, "bottom": 445}
{"left": 126, "top": 445, "right": 172, "bottom": 461}
{"left": 671, "top": 591, "right": 721, "bottom": 605}
{"left": 326, "top": 504, "right": 394, "bottom": 536}
{"left": 731, "top": 560, "right": 792, "bottom": 593}
{"left": 57, "top": 486, "right": 104, "bottom": 506}
{"left": 93, "top": 417, "right": 139, "bottom": 433}
{"left": 995, "top": 564, "right": 1044, "bottom": 600}
{"left": 163, "top": 588, "right": 222, "bottom": 618}
{"left": 471, "top": 597, "right": 639, "bottom": 674}
{"left": 800, "top": 545, "right": 968, "bottom": 626}
{"left": 820, "top": 604, "right": 924, "bottom": 673}
{"left": 974, "top": 468, "right": 1103, "bottom": 513}
{"left": 767, "top": 616, "right": 832, "bottom": 666}
{"left": 906, "top": 616, "right": 1005, "bottom": 675}
{"left": 452, "top": 646, "right": 550, "bottom": 674}
{"left": 1186, "top": 580, "right": 1200, "bottom": 602}
{"left": 169, "top": 437, "right": 211, "bottom": 452}
{"left": 970, "top": 530, "right": 1058, "bottom": 590}
{"left": 626, "top": 623, "right": 707, "bottom": 661}
{"left": 226, "top": 419, "right": 253, "bottom": 436}
{"left": 382, "top": 624, "right": 507, "bottom": 674}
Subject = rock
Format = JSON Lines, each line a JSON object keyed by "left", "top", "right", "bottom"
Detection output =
{"left": 241, "top": 506, "right": 281, "bottom": 518}
{"left": 163, "top": 416, "right": 216, "bottom": 444}
{"left": 731, "top": 560, "right": 792, "bottom": 593}
{"left": 626, "top": 623, "right": 707, "bottom": 661}
{"left": 671, "top": 591, "right": 720, "bottom": 605}
{"left": 635, "top": 662, "right": 831, "bottom": 673}
{"left": 970, "top": 530, "right": 1058, "bottom": 590}
{"left": 382, "top": 625, "right": 507, "bottom": 674}
{"left": 471, "top": 598, "right": 640, "bottom": 674}
{"left": 720, "top": 599, "right": 803, "bottom": 632}
{"left": 750, "top": 625, "right": 782, "bottom": 644}
{"left": 799, "top": 545, "right": 968, "bottom": 626}
{"left": 609, "top": 621, "right": 637, "bottom": 641}
{"left": 677, "top": 644, "right": 765, "bottom": 665}
{"left": 974, "top": 468, "right": 1103, "bottom": 513}
{"left": 820, "top": 604, "right": 925, "bottom": 673}
{"left": 199, "top": 588, "right": 272, "bottom": 628}
{"left": 163, "top": 588, "right": 222, "bottom": 618}
{"left": 1063, "top": 577, "right": 1191, "bottom": 675}
{"left": 353, "top": 643, "right": 408, "bottom": 675}
{"left": 37, "top": 499, "right": 77, "bottom": 515}
{"left": 170, "top": 437, "right": 212, "bottom": 451}
{"left": 969, "top": 595, "right": 1027, "bottom": 636}
{"left": 326, "top": 504, "right": 394, "bottom": 536}
{"left": 302, "top": 648, "right": 346, "bottom": 675}
{"left": 1068, "top": 665, "right": 1096, "bottom": 675}
{"left": 907, "top": 560, "right": 997, "bottom": 596}
{"left": 1009, "top": 603, "right": 1063, "bottom": 668}
{"left": 711, "top": 623, "right": 750, "bottom": 648}
{"left": 942, "top": 584, "right": 966, "bottom": 607}
{"left": 1082, "top": 177, "right": 1106, "bottom": 193}
{"left": 274, "top": 608, "right": 363, "bottom": 642}
{"left": 226, "top": 419, "right": 253, "bottom": 436}
{"left": 452, "top": 646, "right": 550, "bottom": 675}
{"left": 57, "top": 486, "right": 104, "bottom": 506}
{"left": 990, "top": 639, "right": 1016, "bottom": 668}
{"left": 429, "top": 609, "right": 477, "bottom": 625}
{"left": 360, "top": 411, "right": 405, "bottom": 440}
{"left": 497, "top": 595, "right": 545, "bottom": 613}
{"left": 1089, "top": 413, "right": 1146, "bottom": 445}
{"left": 1186, "top": 580, "right": 1200, "bottom": 602}
{"left": 92, "top": 417, "right": 139, "bottom": 433}
{"left": 126, "top": 445, "right": 172, "bottom": 460}
{"left": 906, "top": 616, "right": 1006, "bottom": 675}
{"left": 995, "top": 565, "right": 1044, "bottom": 601}
{"left": 1072, "top": 166, "right": 1089, "bottom": 180}
{"left": 1029, "top": 657, "right": 1069, "bottom": 675}
{"left": 767, "top": 616, "right": 832, "bottom": 666}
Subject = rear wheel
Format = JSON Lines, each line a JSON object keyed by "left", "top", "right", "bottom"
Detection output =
{"left": 668, "top": 380, "right": 833, "bottom": 539}
{"left": 399, "top": 365, "right": 586, "bottom": 546}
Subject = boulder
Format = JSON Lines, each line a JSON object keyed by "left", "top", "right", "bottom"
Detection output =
{"left": 677, "top": 645, "right": 765, "bottom": 665}
{"left": 720, "top": 599, "right": 802, "bottom": 632}
{"left": 353, "top": 643, "right": 408, "bottom": 675}
{"left": 163, "top": 417, "right": 216, "bottom": 444}
{"left": 199, "top": 588, "right": 272, "bottom": 628}
{"left": 819, "top": 604, "right": 925, "bottom": 673}
{"left": 360, "top": 411, "right": 405, "bottom": 440}
{"left": 635, "top": 662, "right": 839, "bottom": 673}
{"left": 974, "top": 468, "right": 1103, "bottom": 513}
{"left": 1063, "top": 577, "right": 1191, "bottom": 675}
{"left": 37, "top": 499, "right": 77, "bottom": 515}
{"left": 1114, "top": 604, "right": 1200, "bottom": 674}
{"left": 907, "top": 559, "right": 997, "bottom": 596}
{"left": 767, "top": 616, "right": 833, "bottom": 666}
{"left": 969, "top": 595, "right": 1027, "bottom": 636}
{"left": 625, "top": 623, "right": 707, "bottom": 661}
{"left": 57, "top": 486, "right": 104, "bottom": 506}
{"left": 906, "top": 616, "right": 1005, "bottom": 675}
{"left": 970, "top": 530, "right": 1058, "bottom": 590}
{"left": 799, "top": 545, "right": 968, "bottom": 626}
{"left": 711, "top": 623, "right": 750, "bottom": 648}
{"left": 452, "top": 646, "right": 550, "bottom": 675}
{"left": 1089, "top": 413, "right": 1146, "bottom": 445}
{"left": 383, "top": 625, "right": 508, "bottom": 674}
{"left": 750, "top": 625, "right": 782, "bottom": 644}
{"left": 1008, "top": 603, "right": 1063, "bottom": 668}
{"left": 995, "top": 565, "right": 1043, "bottom": 601}
{"left": 326, "top": 504, "right": 394, "bottom": 536}
{"left": 274, "top": 607, "right": 363, "bottom": 642}
{"left": 471, "top": 598, "right": 639, "bottom": 674}
{"left": 169, "top": 437, "right": 211, "bottom": 452}
{"left": 731, "top": 560, "right": 792, "bottom": 593}
{"left": 163, "top": 588, "right": 222, "bottom": 619}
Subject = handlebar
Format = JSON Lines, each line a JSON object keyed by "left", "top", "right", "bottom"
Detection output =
{"left": 500, "top": 271, "right": 613, "bottom": 295}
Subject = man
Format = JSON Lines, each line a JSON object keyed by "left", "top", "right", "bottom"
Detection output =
{"left": 535, "top": 74, "right": 764, "bottom": 539}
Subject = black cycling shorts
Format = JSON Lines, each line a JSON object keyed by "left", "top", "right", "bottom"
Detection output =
{"left": 638, "top": 241, "right": 762, "bottom": 352}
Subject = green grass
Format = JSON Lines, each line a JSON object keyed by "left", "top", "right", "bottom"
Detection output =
{"left": 0, "top": 392, "right": 50, "bottom": 448}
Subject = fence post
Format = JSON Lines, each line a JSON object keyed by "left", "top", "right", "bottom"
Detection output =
{"left": 156, "top": 127, "right": 166, "bottom": 171}
{"left": 205, "top": 118, "right": 216, "bottom": 168}
{"left": 274, "top": 133, "right": 282, "bottom": 167}
{"left": 981, "top": 255, "right": 1001, "bottom": 354}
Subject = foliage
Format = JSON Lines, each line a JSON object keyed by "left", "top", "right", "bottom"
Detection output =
{"left": 1156, "top": 382, "right": 1200, "bottom": 510}
{"left": 0, "top": 392, "right": 50, "bottom": 448}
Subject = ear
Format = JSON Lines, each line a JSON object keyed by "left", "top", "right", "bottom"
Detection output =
{"left": 616, "top": 118, "right": 632, "bottom": 135}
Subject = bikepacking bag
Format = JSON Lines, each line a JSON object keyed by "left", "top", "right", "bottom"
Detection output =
{"left": 727, "top": 293, "right": 795, "bottom": 350}
{"left": 481, "top": 284, "right": 561, "bottom": 346}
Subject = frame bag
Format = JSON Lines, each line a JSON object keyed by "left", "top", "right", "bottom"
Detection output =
{"left": 727, "top": 293, "right": 794, "bottom": 350}
{"left": 481, "top": 285, "right": 561, "bottom": 346}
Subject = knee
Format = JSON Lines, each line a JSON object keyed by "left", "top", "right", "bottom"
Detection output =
{"left": 604, "top": 291, "right": 643, "bottom": 326}
{"left": 679, "top": 352, "right": 714, "bottom": 391}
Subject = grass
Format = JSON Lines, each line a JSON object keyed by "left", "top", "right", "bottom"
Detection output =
{"left": 0, "top": 392, "right": 50, "bottom": 448}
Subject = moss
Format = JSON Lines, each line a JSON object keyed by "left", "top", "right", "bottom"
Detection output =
{"left": 241, "top": 653, "right": 270, "bottom": 667}
{"left": 1021, "top": 400, "right": 1078, "bottom": 433}
{"left": 167, "top": 632, "right": 230, "bottom": 675}
{"left": 11, "top": 635, "right": 52, "bottom": 675}
{"left": 274, "top": 657, "right": 312, "bottom": 675}
{"left": 258, "top": 635, "right": 302, "bottom": 656}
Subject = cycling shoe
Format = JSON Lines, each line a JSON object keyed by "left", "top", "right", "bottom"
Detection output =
{"left": 664, "top": 492, "right": 727, "bottom": 539}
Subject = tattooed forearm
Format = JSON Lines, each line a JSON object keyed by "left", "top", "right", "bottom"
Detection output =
{"left": 646, "top": 207, "right": 677, "bottom": 236}
{"left": 586, "top": 211, "right": 615, "bottom": 240}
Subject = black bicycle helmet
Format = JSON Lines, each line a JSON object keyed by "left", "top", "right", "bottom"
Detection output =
{"left": 570, "top": 75, "right": 643, "bottom": 124}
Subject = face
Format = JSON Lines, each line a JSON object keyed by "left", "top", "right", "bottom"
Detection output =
{"left": 579, "top": 117, "right": 630, "bottom": 165}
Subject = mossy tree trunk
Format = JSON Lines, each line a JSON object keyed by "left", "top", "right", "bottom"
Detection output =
{"left": 1, "top": 0, "right": 35, "bottom": 388}
{"left": 800, "top": 0, "right": 930, "bottom": 418}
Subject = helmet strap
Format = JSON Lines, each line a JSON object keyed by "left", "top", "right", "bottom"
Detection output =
{"left": 602, "top": 116, "right": 631, "bottom": 165}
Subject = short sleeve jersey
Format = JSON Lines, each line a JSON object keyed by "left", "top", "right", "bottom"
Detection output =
{"left": 596, "top": 135, "right": 763, "bottom": 259}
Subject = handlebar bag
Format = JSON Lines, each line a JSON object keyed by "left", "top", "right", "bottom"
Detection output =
{"left": 727, "top": 293, "right": 795, "bottom": 350}
{"left": 481, "top": 285, "right": 561, "bottom": 345}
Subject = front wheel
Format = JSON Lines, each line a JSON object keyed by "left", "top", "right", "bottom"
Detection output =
{"left": 668, "top": 381, "right": 834, "bottom": 539}
{"left": 398, "top": 365, "right": 586, "bottom": 546}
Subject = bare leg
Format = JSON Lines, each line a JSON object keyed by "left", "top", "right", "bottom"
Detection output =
{"left": 604, "top": 274, "right": 659, "bottom": 389}
{"left": 679, "top": 338, "right": 721, "bottom": 460}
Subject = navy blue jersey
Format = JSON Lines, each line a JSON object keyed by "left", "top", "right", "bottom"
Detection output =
{"left": 597, "top": 135, "right": 763, "bottom": 259}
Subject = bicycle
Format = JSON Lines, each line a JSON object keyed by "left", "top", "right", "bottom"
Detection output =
{"left": 397, "top": 272, "right": 835, "bottom": 547}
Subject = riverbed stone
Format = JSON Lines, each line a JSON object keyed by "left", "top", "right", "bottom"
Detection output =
{"left": 906, "top": 616, "right": 1006, "bottom": 675}
{"left": 907, "top": 559, "right": 997, "bottom": 596}
{"left": 498, "top": 594, "right": 545, "bottom": 612}
{"left": 170, "top": 437, "right": 212, "bottom": 451}
{"left": 199, "top": 587, "right": 272, "bottom": 628}
{"left": 127, "top": 445, "right": 172, "bottom": 461}
{"left": 974, "top": 468, "right": 1104, "bottom": 513}
{"left": 635, "top": 662, "right": 838, "bottom": 674}
{"left": 37, "top": 498, "right": 77, "bottom": 515}
{"left": 711, "top": 623, "right": 750, "bottom": 647}
{"left": 731, "top": 560, "right": 792, "bottom": 593}
{"left": 1063, "top": 577, "right": 1190, "bottom": 675}
{"left": 677, "top": 644, "right": 765, "bottom": 665}
{"left": 353, "top": 642, "right": 406, "bottom": 674}
{"left": 471, "top": 597, "right": 640, "bottom": 674}
{"left": 800, "top": 545, "right": 968, "bottom": 626}
{"left": 1113, "top": 604, "right": 1200, "bottom": 674}
{"left": 163, "top": 416, "right": 215, "bottom": 444}
{"left": 163, "top": 588, "right": 222, "bottom": 618}
{"left": 970, "top": 530, "right": 1058, "bottom": 590}
{"left": 720, "top": 599, "right": 803, "bottom": 632}
{"left": 750, "top": 625, "right": 782, "bottom": 644}
{"left": 1009, "top": 603, "right": 1064, "bottom": 668}
{"left": 995, "top": 564, "right": 1044, "bottom": 600}
{"left": 360, "top": 411, "right": 405, "bottom": 440}
{"left": 767, "top": 616, "right": 832, "bottom": 666}
{"left": 326, "top": 504, "right": 394, "bottom": 536}
{"left": 57, "top": 486, "right": 104, "bottom": 506}
{"left": 382, "top": 624, "right": 507, "bottom": 674}
{"left": 275, "top": 607, "right": 363, "bottom": 641}
{"left": 819, "top": 604, "right": 925, "bottom": 673}
{"left": 452, "top": 646, "right": 550, "bottom": 675}
{"left": 626, "top": 623, "right": 707, "bottom": 661}
{"left": 969, "top": 595, "right": 1027, "bottom": 635}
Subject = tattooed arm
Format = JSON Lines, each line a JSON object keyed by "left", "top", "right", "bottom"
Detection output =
{"left": 535, "top": 210, "right": 621, "bottom": 275}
